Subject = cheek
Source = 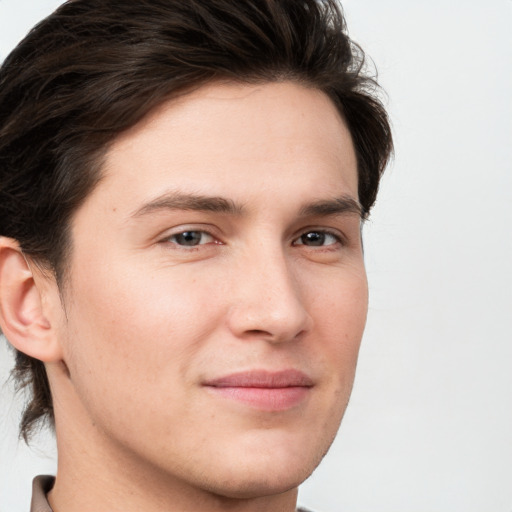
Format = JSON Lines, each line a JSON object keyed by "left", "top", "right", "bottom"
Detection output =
{"left": 72, "top": 255, "right": 218, "bottom": 338}
{"left": 308, "top": 264, "right": 368, "bottom": 379}
{"left": 61, "top": 259, "right": 222, "bottom": 404}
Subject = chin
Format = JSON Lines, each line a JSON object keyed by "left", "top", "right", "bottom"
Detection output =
{"left": 203, "top": 470, "right": 306, "bottom": 500}
{"left": 197, "top": 437, "right": 330, "bottom": 500}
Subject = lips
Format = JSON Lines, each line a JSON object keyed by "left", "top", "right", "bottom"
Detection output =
{"left": 203, "top": 369, "right": 314, "bottom": 411}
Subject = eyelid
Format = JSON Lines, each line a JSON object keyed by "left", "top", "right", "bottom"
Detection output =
{"left": 292, "top": 228, "right": 346, "bottom": 247}
{"left": 170, "top": 231, "right": 214, "bottom": 244}
{"left": 157, "top": 225, "right": 223, "bottom": 246}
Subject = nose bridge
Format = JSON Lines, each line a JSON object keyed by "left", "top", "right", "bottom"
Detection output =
{"left": 227, "top": 238, "right": 312, "bottom": 342}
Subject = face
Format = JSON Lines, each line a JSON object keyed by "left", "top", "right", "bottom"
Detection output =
{"left": 50, "top": 81, "right": 367, "bottom": 499}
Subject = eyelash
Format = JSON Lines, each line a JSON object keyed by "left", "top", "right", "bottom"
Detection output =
{"left": 160, "top": 228, "right": 345, "bottom": 249}
{"left": 292, "top": 229, "right": 344, "bottom": 248}
{"left": 163, "top": 230, "right": 217, "bottom": 248}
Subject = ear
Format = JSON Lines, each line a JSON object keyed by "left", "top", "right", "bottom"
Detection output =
{"left": 0, "top": 237, "right": 63, "bottom": 362}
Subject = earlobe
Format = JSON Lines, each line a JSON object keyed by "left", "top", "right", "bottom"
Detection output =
{"left": 0, "top": 237, "right": 63, "bottom": 362}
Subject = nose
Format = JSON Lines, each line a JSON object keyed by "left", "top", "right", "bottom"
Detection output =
{"left": 226, "top": 247, "right": 313, "bottom": 344}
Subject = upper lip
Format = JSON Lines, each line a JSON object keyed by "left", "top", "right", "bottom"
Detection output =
{"left": 203, "top": 369, "right": 314, "bottom": 388}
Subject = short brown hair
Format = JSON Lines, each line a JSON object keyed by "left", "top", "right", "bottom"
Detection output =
{"left": 0, "top": 0, "right": 393, "bottom": 442}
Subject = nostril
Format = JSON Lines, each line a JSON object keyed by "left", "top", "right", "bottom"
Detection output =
{"left": 245, "top": 329, "right": 272, "bottom": 337}
{"left": 241, "top": 327, "right": 308, "bottom": 344}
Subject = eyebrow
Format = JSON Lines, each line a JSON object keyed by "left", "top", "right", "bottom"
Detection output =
{"left": 131, "top": 191, "right": 363, "bottom": 219}
{"left": 299, "top": 196, "right": 364, "bottom": 219}
{"left": 131, "top": 191, "right": 245, "bottom": 218}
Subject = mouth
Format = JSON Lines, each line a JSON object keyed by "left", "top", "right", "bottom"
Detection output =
{"left": 202, "top": 369, "right": 314, "bottom": 411}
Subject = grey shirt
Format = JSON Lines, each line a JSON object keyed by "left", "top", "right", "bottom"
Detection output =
{"left": 30, "top": 476, "right": 55, "bottom": 512}
{"left": 30, "top": 475, "right": 314, "bottom": 512}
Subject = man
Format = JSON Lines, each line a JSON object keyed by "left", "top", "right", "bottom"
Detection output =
{"left": 0, "top": 1, "right": 392, "bottom": 511}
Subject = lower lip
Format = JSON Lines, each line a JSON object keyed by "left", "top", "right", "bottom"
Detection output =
{"left": 205, "top": 386, "right": 310, "bottom": 411}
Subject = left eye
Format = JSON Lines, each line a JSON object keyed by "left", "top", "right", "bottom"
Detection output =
{"left": 167, "top": 231, "right": 214, "bottom": 247}
{"left": 294, "top": 231, "right": 339, "bottom": 247}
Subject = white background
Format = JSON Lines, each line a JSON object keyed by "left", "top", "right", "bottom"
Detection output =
{"left": 1, "top": 1, "right": 511, "bottom": 511}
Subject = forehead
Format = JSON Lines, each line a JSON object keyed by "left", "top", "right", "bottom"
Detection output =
{"left": 81, "top": 81, "right": 358, "bottom": 219}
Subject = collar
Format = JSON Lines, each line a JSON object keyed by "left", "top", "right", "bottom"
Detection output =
{"left": 30, "top": 475, "right": 55, "bottom": 512}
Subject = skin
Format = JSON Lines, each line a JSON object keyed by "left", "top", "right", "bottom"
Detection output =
{"left": 0, "top": 81, "right": 367, "bottom": 512}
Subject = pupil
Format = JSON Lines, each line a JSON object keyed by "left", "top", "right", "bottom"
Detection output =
{"left": 303, "top": 232, "right": 324, "bottom": 246}
{"left": 176, "top": 231, "right": 201, "bottom": 246}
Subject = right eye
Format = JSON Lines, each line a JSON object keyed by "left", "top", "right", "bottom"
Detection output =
{"left": 165, "top": 230, "right": 215, "bottom": 247}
